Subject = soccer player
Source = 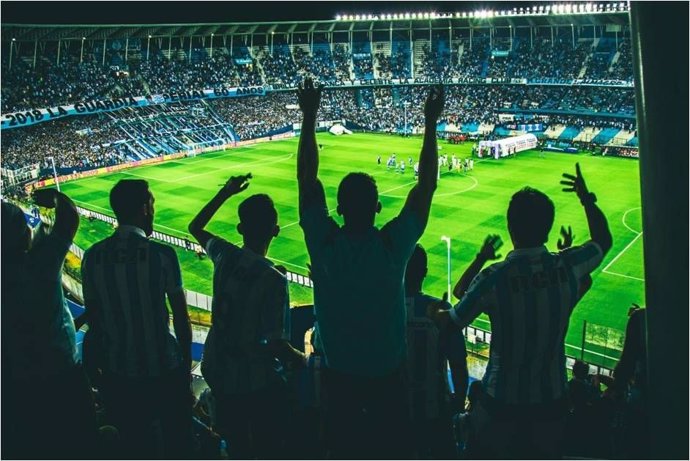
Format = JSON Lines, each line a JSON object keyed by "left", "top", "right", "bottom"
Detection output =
{"left": 296, "top": 78, "right": 444, "bottom": 458}
{"left": 405, "top": 244, "right": 468, "bottom": 459}
{"left": 377, "top": 155, "right": 381, "bottom": 165}
{"left": 81, "top": 180, "right": 192, "bottom": 458}
{"left": 430, "top": 163, "right": 612, "bottom": 458}
{"left": 188, "top": 174, "right": 305, "bottom": 459}
{"left": 400, "top": 160, "right": 406, "bottom": 174}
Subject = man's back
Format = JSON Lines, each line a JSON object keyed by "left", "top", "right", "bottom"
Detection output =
{"left": 201, "top": 236, "right": 290, "bottom": 394}
{"left": 301, "top": 206, "right": 422, "bottom": 376}
{"left": 452, "top": 242, "right": 603, "bottom": 404}
{"left": 82, "top": 227, "right": 183, "bottom": 377}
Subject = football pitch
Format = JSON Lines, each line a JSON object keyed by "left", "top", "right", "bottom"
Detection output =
{"left": 60, "top": 133, "right": 645, "bottom": 367}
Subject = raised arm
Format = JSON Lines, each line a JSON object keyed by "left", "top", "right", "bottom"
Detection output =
{"left": 188, "top": 174, "right": 251, "bottom": 249}
{"left": 32, "top": 188, "right": 79, "bottom": 241}
{"left": 453, "top": 235, "right": 502, "bottom": 300}
{"left": 296, "top": 78, "right": 326, "bottom": 213}
{"left": 561, "top": 163, "right": 613, "bottom": 255}
{"left": 402, "top": 85, "right": 444, "bottom": 228}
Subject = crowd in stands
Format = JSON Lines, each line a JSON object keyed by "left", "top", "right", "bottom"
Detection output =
{"left": 2, "top": 36, "right": 635, "bottom": 113}
{"left": 2, "top": 80, "right": 651, "bottom": 460}
{"left": 375, "top": 50, "right": 412, "bottom": 79}
{"left": 1, "top": 116, "right": 126, "bottom": 171}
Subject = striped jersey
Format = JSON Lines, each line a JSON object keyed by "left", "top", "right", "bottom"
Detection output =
{"left": 449, "top": 242, "right": 604, "bottom": 405}
{"left": 200, "top": 237, "right": 290, "bottom": 395}
{"left": 406, "top": 293, "right": 467, "bottom": 420}
{"left": 81, "top": 226, "right": 184, "bottom": 377}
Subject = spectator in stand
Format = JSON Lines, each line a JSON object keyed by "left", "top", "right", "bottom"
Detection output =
{"left": 404, "top": 244, "right": 468, "bottom": 458}
{"left": 429, "top": 163, "right": 612, "bottom": 458}
{"left": 568, "top": 360, "right": 603, "bottom": 413}
{"left": 81, "top": 179, "right": 193, "bottom": 458}
{"left": 296, "top": 77, "right": 444, "bottom": 458}
{"left": 2, "top": 192, "right": 98, "bottom": 459}
{"left": 188, "top": 174, "right": 306, "bottom": 459}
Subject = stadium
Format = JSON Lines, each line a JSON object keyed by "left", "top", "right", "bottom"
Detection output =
{"left": 1, "top": 2, "right": 686, "bottom": 459}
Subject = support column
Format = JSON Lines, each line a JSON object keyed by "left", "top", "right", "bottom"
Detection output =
{"left": 33, "top": 39, "right": 38, "bottom": 68}
{"left": 125, "top": 37, "right": 129, "bottom": 61}
{"left": 80, "top": 38, "right": 85, "bottom": 63}
{"left": 56, "top": 39, "right": 61, "bottom": 65}
{"left": 188, "top": 36, "right": 192, "bottom": 63}
{"left": 102, "top": 39, "right": 106, "bottom": 65}
{"left": 9, "top": 40, "right": 14, "bottom": 69}
{"left": 630, "top": 4, "right": 688, "bottom": 459}
{"left": 530, "top": 26, "right": 533, "bottom": 49}
{"left": 571, "top": 24, "right": 575, "bottom": 49}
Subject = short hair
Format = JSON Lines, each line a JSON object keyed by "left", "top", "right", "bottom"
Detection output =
{"left": 572, "top": 360, "right": 590, "bottom": 379}
{"left": 238, "top": 194, "right": 278, "bottom": 239}
{"left": 405, "top": 244, "right": 427, "bottom": 288}
{"left": 507, "top": 187, "right": 555, "bottom": 247}
{"left": 337, "top": 172, "right": 378, "bottom": 220}
{"left": 110, "top": 180, "right": 150, "bottom": 223}
{"left": 2, "top": 201, "right": 29, "bottom": 256}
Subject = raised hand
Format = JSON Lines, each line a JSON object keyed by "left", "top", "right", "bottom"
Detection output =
{"left": 297, "top": 77, "right": 323, "bottom": 119}
{"left": 424, "top": 85, "right": 445, "bottom": 122}
{"left": 561, "top": 163, "right": 591, "bottom": 202}
{"left": 627, "top": 302, "right": 643, "bottom": 317}
{"left": 32, "top": 188, "right": 59, "bottom": 208}
{"left": 478, "top": 234, "right": 503, "bottom": 261}
{"left": 557, "top": 225, "right": 575, "bottom": 251}
{"left": 221, "top": 173, "right": 252, "bottom": 197}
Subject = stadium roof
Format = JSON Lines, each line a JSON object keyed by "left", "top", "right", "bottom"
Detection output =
{"left": 2, "top": 2, "right": 630, "bottom": 42}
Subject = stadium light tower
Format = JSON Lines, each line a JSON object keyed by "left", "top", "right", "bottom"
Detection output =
{"left": 441, "top": 236, "right": 452, "bottom": 299}
{"left": 47, "top": 156, "right": 60, "bottom": 191}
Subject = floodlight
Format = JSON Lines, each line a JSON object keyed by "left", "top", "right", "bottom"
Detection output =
{"left": 12, "top": 38, "right": 16, "bottom": 41}
{"left": 404, "top": 12, "right": 410, "bottom": 18}
{"left": 462, "top": 12, "right": 467, "bottom": 17}
{"left": 82, "top": 37, "right": 86, "bottom": 40}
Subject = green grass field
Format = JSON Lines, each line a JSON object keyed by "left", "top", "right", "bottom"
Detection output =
{"left": 60, "top": 133, "right": 645, "bottom": 368}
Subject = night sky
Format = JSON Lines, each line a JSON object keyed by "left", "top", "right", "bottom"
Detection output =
{"left": 2, "top": 1, "right": 531, "bottom": 24}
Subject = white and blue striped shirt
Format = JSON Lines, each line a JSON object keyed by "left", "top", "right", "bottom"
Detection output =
{"left": 82, "top": 226, "right": 184, "bottom": 378}
{"left": 201, "top": 237, "right": 290, "bottom": 395}
{"left": 450, "top": 241, "right": 603, "bottom": 404}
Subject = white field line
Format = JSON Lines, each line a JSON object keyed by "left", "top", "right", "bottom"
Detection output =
{"left": 601, "top": 232, "right": 644, "bottom": 274}
{"left": 600, "top": 206, "right": 644, "bottom": 280}
{"left": 621, "top": 206, "right": 642, "bottom": 234}
{"left": 601, "top": 269, "right": 645, "bottom": 282}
